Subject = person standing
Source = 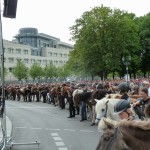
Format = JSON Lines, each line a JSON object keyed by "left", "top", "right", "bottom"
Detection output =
{"left": 133, "top": 87, "right": 150, "bottom": 119}
{"left": 60, "top": 84, "right": 68, "bottom": 109}
{"left": 67, "top": 86, "right": 75, "bottom": 118}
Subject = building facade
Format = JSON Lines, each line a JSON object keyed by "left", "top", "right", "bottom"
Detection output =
{"left": 3, "top": 27, "right": 73, "bottom": 81}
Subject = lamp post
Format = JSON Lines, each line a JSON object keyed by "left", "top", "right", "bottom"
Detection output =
{"left": 122, "top": 56, "right": 131, "bottom": 83}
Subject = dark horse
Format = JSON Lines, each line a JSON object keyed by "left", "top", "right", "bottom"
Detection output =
{"left": 73, "top": 91, "right": 92, "bottom": 109}
{"left": 96, "top": 118, "right": 150, "bottom": 150}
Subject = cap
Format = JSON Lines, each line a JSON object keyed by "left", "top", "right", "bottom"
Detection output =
{"left": 114, "top": 99, "right": 131, "bottom": 114}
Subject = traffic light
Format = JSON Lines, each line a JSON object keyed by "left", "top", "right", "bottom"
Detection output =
{"left": 3, "top": 0, "right": 18, "bottom": 18}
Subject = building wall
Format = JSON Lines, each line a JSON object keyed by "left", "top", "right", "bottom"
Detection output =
{"left": 3, "top": 39, "right": 72, "bottom": 81}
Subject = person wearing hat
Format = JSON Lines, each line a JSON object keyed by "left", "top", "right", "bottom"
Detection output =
{"left": 117, "top": 82, "right": 130, "bottom": 101}
{"left": 114, "top": 99, "right": 137, "bottom": 120}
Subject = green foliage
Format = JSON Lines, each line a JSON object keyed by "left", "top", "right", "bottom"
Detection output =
{"left": 12, "top": 59, "right": 28, "bottom": 81}
{"left": 137, "top": 13, "right": 150, "bottom": 75}
{"left": 43, "top": 63, "right": 57, "bottom": 79}
{"left": 57, "top": 65, "right": 70, "bottom": 79}
{"left": 29, "top": 62, "right": 43, "bottom": 80}
{"left": 68, "top": 5, "right": 141, "bottom": 78}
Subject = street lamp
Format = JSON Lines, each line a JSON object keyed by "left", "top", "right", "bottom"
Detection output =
{"left": 122, "top": 55, "right": 131, "bottom": 83}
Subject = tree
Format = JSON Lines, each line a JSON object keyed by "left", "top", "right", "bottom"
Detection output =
{"left": 43, "top": 63, "right": 57, "bottom": 81}
{"left": 29, "top": 62, "right": 43, "bottom": 81}
{"left": 12, "top": 59, "right": 28, "bottom": 81}
{"left": 69, "top": 5, "right": 140, "bottom": 79}
{"left": 57, "top": 65, "right": 70, "bottom": 81}
{"left": 137, "top": 13, "right": 150, "bottom": 76}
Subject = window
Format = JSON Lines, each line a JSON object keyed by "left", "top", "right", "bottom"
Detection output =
{"left": 8, "top": 48, "right": 13, "bottom": 53}
{"left": 59, "top": 60, "right": 63, "bottom": 64}
{"left": 16, "top": 58, "right": 22, "bottom": 61}
{"left": 43, "top": 60, "right": 47, "bottom": 65}
{"left": 48, "top": 52, "right": 52, "bottom": 56}
{"left": 8, "top": 58, "right": 14, "bottom": 63}
{"left": 16, "top": 49, "right": 21, "bottom": 54}
{"left": 60, "top": 53, "right": 62, "bottom": 57}
{"left": 31, "top": 59, "right": 35, "bottom": 64}
{"left": 37, "top": 60, "right": 41, "bottom": 64}
{"left": 24, "top": 59, "right": 28, "bottom": 63}
{"left": 64, "top": 54, "right": 67, "bottom": 58}
{"left": 54, "top": 53, "right": 57, "bottom": 57}
{"left": 24, "top": 49, "right": 28, "bottom": 54}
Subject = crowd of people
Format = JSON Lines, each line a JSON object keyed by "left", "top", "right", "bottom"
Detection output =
{"left": 0, "top": 78, "right": 150, "bottom": 125}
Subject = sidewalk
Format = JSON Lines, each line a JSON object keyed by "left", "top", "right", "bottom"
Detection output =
{"left": 0, "top": 116, "right": 12, "bottom": 148}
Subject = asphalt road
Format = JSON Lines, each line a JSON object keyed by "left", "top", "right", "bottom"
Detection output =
{"left": 6, "top": 100, "right": 101, "bottom": 150}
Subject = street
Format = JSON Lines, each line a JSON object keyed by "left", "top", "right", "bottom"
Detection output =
{"left": 6, "top": 100, "right": 101, "bottom": 150}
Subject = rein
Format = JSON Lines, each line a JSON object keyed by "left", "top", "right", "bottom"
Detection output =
{"left": 105, "top": 127, "right": 119, "bottom": 150}
{"left": 104, "top": 100, "right": 109, "bottom": 118}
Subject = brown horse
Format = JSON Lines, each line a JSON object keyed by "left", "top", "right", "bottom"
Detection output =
{"left": 96, "top": 118, "right": 150, "bottom": 150}
{"left": 73, "top": 90, "right": 92, "bottom": 109}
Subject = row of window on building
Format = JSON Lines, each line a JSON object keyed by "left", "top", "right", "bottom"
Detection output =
{"left": 6, "top": 58, "right": 66, "bottom": 65}
{"left": 47, "top": 52, "right": 68, "bottom": 58}
{"left": 5, "top": 48, "right": 69, "bottom": 58}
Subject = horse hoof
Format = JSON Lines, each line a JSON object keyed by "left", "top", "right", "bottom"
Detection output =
{"left": 90, "top": 123, "right": 95, "bottom": 126}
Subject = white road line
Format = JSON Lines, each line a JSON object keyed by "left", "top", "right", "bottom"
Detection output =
{"left": 51, "top": 133, "right": 59, "bottom": 137}
{"left": 55, "top": 141, "right": 65, "bottom": 147}
{"left": 45, "top": 128, "right": 60, "bottom": 131}
{"left": 53, "top": 137, "right": 62, "bottom": 141}
{"left": 58, "top": 147, "right": 68, "bottom": 150}
{"left": 30, "top": 128, "right": 42, "bottom": 130}
{"left": 26, "top": 104, "right": 40, "bottom": 107}
{"left": 64, "top": 129, "right": 76, "bottom": 132}
{"left": 15, "top": 127, "right": 27, "bottom": 129}
{"left": 51, "top": 133, "right": 68, "bottom": 150}
{"left": 80, "top": 130, "right": 94, "bottom": 133}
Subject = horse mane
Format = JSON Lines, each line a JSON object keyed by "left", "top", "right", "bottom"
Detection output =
{"left": 105, "top": 93, "right": 121, "bottom": 99}
{"left": 98, "top": 117, "right": 117, "bottom": 131}
{"left": 118, "top": 120, "right": 150, "bottom": 130}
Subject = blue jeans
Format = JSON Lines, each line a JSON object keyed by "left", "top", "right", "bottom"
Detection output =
{"left": 80, "top": 101, "right": 87, "bottom": 120}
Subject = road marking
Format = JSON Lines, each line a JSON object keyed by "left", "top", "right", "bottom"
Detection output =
{"left": 64, "top": 129, "right": 76, "bottom": 132}
{"left": 30, "top": 128, "right": 42, "bottom": 130}
{"left": 51, "top": 133, "right": 68, "bottom": 149}
{"left": 51, "top": 133, "right": 59, "bottom": 137}
{"left": 46, "top": 128, "right": 60, "bottom": 131}
{"left": 53, "top": 137, "right": 62, "bottom": 141}
{"left": 80, "top": 130, "right": 94, "bottom": 133}
{"left": 58, "top": 148, "right": 68, "bottom": 150}
{"left": 15, "top": 127, "right": 27, "bottom": 129}
{"left": 55, "top": 141, "right": 65, "bottom": 146}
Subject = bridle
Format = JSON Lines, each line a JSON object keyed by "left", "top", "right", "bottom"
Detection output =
{"left": 105, "top": 127, "right": 120, "bottom": 150}
{"left": 96, "top": 100, "right": 109, "bottom": 121}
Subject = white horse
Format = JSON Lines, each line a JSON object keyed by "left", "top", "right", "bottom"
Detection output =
{"left": 95, "top": 98, "right": 120, "bottom": 124}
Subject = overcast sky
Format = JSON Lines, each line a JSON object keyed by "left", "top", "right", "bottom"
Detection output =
{"left": 1, "top": 0, "right": 150, "bottom": 44}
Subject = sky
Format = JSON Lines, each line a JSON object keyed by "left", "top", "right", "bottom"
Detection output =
{"left": 1, "top": 0, "right": 150, "bottom": 45}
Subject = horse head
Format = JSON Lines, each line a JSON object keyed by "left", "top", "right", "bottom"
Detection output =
{"left": 95, "top": 98, "right": 120, "bottom": 124}
{"left": 96, "top": 118, "right": 129, "bottom": 150}
{"left": 95, "top": 98, "right": 110, "bottom": 124}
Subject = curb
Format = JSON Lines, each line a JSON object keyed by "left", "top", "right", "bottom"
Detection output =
{"left": 0, "top": 116, "right": 12, "bottom": 148}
